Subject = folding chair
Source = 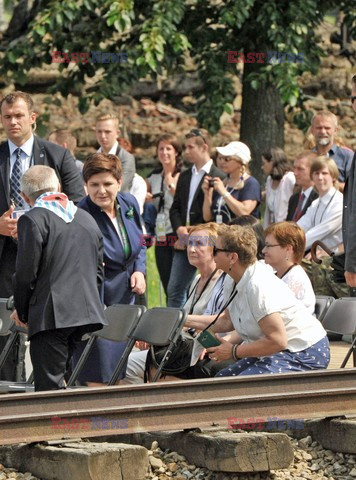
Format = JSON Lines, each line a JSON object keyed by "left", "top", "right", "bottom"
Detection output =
{"left": 322, "top": 298, "right": 356, "bottom": 368}
{"left": 0, "top": 298, "right": 34, "bottom": 393}
{"left": 67, "top": 304, "right": 146, "bottom": 387}
{"left": 314, "top": 295, "right": 334, "bottom": 323}
{"left": 108, "top": 307, "right": 186, "bottom": 385}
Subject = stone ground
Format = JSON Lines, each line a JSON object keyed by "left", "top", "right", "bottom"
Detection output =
{"left": 0, "top": 435, "right": 355, "bottom": 480}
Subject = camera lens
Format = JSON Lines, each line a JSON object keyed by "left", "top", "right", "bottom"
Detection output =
{"left": 209, "top": 179, "right": 215, "bottom": 187}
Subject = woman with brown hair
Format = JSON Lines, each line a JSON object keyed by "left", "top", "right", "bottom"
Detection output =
{"left": 145, "top": 134, "right": 183, "bottom": 295}
{"left": 73, "top": 152, "right": 146, "bottom": 386}
{"left": 262, "top": 147, "right": 295, "bottom": 227}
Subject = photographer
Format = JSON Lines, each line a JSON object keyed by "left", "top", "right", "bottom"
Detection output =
{"left": 202, "top": 141, "right": 261, "bottom": 224}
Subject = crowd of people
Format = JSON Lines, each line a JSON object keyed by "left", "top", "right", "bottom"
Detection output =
{"left": 0, "top": 78, "right": 355, "bottom": 391}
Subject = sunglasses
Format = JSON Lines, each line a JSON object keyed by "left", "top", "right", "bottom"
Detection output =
{"left": 213, "top": 246, "right": 235, "bottom": 256}
{"left": 186, "top": 128, "right": 207, "bottom": 144}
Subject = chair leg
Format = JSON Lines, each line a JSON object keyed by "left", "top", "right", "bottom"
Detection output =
{"left": 340, "top": 335, "right": 356, "bottom": 368}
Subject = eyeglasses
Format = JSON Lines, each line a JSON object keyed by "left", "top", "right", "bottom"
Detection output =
{"left": 264, "top": 243, "right": 281, "bottom": 249}
{"left": 213, "top": 246, "right": 235, "bottom": 256}
{"left": 186, "top": 128, "right": 207, "bottom": 144}
{"left": 351, "top": 96, "right": 356, "bottom": 104}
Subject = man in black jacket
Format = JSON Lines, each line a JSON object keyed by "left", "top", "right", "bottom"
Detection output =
{"left": 11, "top": 165, "right": 106, "bottom": 391}
{"left": 0, "top": 91, "right": 85, "bottom": 380}
{"left": 287, "top": 151, "right": 319, "bottom": 222}
{"left": 343, "top": 75, "right": 356, "bottom": 288}
{"left": 168, "top": 129, "right": 225, "bottom": 307}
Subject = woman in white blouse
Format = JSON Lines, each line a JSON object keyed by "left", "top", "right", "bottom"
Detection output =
{"left": 263, "top": 221, "right": 315, "bottom": 314}
{"left": 205, "top": 224, "right": 329, "bottom": 376}
{"left": 262, "top": 147, "right": 295, "bottom": 227}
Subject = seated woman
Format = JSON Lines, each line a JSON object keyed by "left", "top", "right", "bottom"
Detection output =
{"left": 206, "top": 224, "right": 329, "bottom": 376}
{"left": 263, "top": 222, "right": 315, "bottom": 314}
{"left": 202, "top": 141, "right": 261, "bottom": 224}
{"left": 122, "top": 222, "right": 224, "bottom": 384}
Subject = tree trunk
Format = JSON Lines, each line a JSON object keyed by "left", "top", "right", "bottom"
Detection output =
{"left": 240, "top": 61, "right": 285, "bottom": 184}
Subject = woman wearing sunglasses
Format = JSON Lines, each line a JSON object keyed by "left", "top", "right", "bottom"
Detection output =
{"left": 206, "top": 224, "right": 329, "bottom": 376}
{"left": 202, "top": 141, "right": 261, "bottom": 224}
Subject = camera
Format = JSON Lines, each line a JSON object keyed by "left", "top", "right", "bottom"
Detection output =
{"left": 208, "top": 179, "right": 215, "bottom": 188}
{"left": 152, "top": 192, "right": 164, "bottom": 199}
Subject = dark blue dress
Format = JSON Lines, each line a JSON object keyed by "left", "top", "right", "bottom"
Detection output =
{"left": 72, "top": 193, "right": 146, "bottom": 383}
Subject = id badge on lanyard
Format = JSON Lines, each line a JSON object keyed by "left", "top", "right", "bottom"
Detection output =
{"left": 215, "top": 196, "right": 224, "bottom": 224}
{"left": 156, "top": 212, "right": 166, "bottom": 241}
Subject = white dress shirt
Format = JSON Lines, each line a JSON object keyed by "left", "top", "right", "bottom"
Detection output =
{"left": 297, "top": 187, "right": 343, "bottom": 251}
{"left": 8, "top": 136, "right": 34, "bottom": 176}
{"left": 186, "top": 159, "right": 213, "bottom": 224}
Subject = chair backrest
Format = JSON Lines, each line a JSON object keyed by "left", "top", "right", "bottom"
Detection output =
{"left": 0, "top": 298, "right": 14, "bottom": 336}
{"left": 95, "top": 304, "right": 146, "bottom": 342}
{"left": 322, "top": 298, "right": 356, "bottom": 335}
{"left": 131, "top": 307, "right": 187, "bottom": 346}
{"left": 314, "top": 295, "right": 335, "bottom": 323}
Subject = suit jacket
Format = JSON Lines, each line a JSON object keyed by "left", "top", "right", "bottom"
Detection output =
{"left": 13, "top": 207, "right": 106, "bottom": 339}
{"left": 343, "top": 152, "right": 356, "bottom": 272}
{"left": 78, "top": 193, "right": 146, "bottom": 306}
{"left": 0, "top": 137, "right": 86, "bottom": 285}
{"left": 286, "top": 188, "right": 319, "bottom": 221}
{"left": 170, "top": 163, "right": 226, "bottom": 233}
{"left": 115, "top": 145, "right": 136, "bottom": 193}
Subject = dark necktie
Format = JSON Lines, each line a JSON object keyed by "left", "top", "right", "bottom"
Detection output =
{"left": 10, "top": 148, "right": 25, "bottom": 208}
{"left": 292, "top": 192, "right": 305, "bottom": 222}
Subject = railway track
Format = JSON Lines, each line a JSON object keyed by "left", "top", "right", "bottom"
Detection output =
{"left": 0, "top": 368, "right": 355, "bottom": 446}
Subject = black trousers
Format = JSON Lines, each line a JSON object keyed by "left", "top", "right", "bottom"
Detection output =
{"left": 0, "top": 238, "right": 20, "bottom": 381}
{"left": 30, "top": 327, "right": 83, "bottom": 391}
{"left": 155, "top": 242, "right": 175, "bottom": 297}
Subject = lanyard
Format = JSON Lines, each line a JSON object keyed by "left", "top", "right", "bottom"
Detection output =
{"left": 202, "top": 282, "right": 238, "bottom": 332}
{"left": 187, "top": 268, "right": 218, "bottom": 315}
{"left": 312, "top": 190, "right": 336, "bottom": 226}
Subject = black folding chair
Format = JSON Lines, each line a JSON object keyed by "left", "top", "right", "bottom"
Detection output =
{"left": 322, "top": 298, "right": 356, "bottom": 367}
{"left": 314, "top": 295, "right": 334, "bottom": 323}
{"left": 67, "top": 304, "right": 146, "bottom": 387}
{"left": 0, "top": 298, "right": 34, "bottom": 393}
{"left": 108, "top": 307, "right": 186, "bottom": 385}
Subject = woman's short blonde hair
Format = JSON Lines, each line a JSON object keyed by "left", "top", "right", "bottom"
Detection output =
{"left": 217, "top": 224, "right": 257, "bottom": 266}
{"left": 188, "top": 222, "right": 219, "bottom": 248}
{"left": 264, "top": 221, "right": 306, "bottom": 264}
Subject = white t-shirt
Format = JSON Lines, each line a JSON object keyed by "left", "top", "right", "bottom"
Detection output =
{"left": 224, "top": 262, "right": 325, "bottom": 352}
{"left": 282, "top": 265, "right": 315, "bottom": 315}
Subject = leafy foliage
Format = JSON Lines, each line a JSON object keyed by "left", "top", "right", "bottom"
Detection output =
{"left": 0, "top": 0, "right": 354, "bottom": 134}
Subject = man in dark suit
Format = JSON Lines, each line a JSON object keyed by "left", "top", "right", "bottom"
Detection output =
{"left": 0, "top": 91, "right": 85, "bottom": 381}
{"left": 95, "top": 113, "right": 136, "bottom": 192}
{"left": 168, "top": 128, "right": 225, "bottom": 307}
{"left": 287, "top": 151, "right": 319, "bottom": 222}
{"left": 343, "top": 75, "right": 356, "bottom": 288}
{"left": 11, "top": 165, "right": 106, "bottom": 391}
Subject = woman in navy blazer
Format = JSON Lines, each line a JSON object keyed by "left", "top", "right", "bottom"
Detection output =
{"left": 73, "top": 152, "right": 146, "bottom": 385}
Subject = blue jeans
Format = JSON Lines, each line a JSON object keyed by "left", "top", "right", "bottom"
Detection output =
{"left": 167, "top": 250, "right": 197, "bottom": 307}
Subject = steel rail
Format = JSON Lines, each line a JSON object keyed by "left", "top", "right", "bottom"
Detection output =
{"left": 0, "top": 387, "right": 355, "bottom": 445}
{"left": 0, "top": 369, "right": 355, "bottom": 445}
{"left": 0, "top": 368, "right": 355, "bottom": 416}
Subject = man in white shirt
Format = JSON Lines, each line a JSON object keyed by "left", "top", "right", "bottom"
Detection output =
{"left": 298, "top": 156, "right": 343, "bottom": 253}
{"left": 95, "top": 113, "right": 135, "bottom": 192}
{"left": 168, "top": 129, "right": 225, "bottom": 307}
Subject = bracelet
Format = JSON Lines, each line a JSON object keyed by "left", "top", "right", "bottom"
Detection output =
{"left": 232, "top": 344, "right": 239, "bottom": 361}
{"left": 222, "top": 192, "right": 231, "bottom": 199}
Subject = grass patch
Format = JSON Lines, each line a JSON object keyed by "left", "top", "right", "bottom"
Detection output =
{"left": 146, "top": 246, "right": 165, "bottom": 308}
